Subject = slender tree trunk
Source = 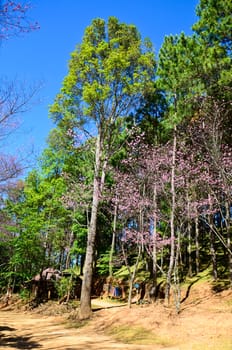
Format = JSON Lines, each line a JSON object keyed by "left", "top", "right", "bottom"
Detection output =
{"left": 79, "top": 134, "right": 103, "bottom": 320}
{"left": 210, "top": 229, "right": 217, "bottom": 281}
{"left": 208, "top": 195, "right": 217, "bottom": 281}
{"left": 152, "top": 183, "right": 158, "bottom": 289}
{"left": 121, "top": 239, "right": 141, "bottom": 308}
{"left": 65, "top": 230, "right": 74, "bottom": 269}
{"left": 165, "top": 126, "right": 177, "bottom": 305}
{"left": 228, "top": 231, "right": 232, "bottom": 286}
{"left": 187, "top": 192, "right": 192, "bottom": 277}
{"left": 225, "top": 216, "right": 232, "bottom": 284}
{"left": 109, "top": 202, "right": 117, "bottom": 277}
{"left": 173, "top": 228, "right": 181, "bottom": 313}
{"left": 66, "top": 274, "right": 73, "bottom": 303}
{"left": 195, "top": 216, "right": 200, "bottom": 274}
{"left": 139, "top": 183, "right": 145, "bottom": 255}
{"left": 127, "top": 244, "right": 141, "bottom": 308}
{"left": 225, "top": 201, "right": 232, "bottom": 285}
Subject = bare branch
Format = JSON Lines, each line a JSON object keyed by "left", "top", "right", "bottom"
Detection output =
{"left": 0, "top": 78, "right": 42, "bottom": 140}
{"left": 0, "top": 1, "right": 39, "bottom": 40}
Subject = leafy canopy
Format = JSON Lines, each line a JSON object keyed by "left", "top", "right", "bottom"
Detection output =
{"left": 50, "top": 16, "right": 156, "bottom": 138}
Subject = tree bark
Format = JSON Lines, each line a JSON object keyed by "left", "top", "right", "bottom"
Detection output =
{"left": 109, "top": 202, "right": 117, "bottom": 277}
{"left": 173, "top": 228, "right": 181, "bottom": 313}
{"left": 225, "top": 201, "right": 232, "bottom": 285}
{"left": 195, "top": 216, "right": 200, "bottom": 274}
{"left": 127, "top": 244, "right": 141, "bottom": 308}
{"left": 210, "top": 229, "right": 217, "bottom": 281}
{"left": 152, "top": 183, "right": 158, "bottom": 288}
{"left": 165, "top": 126, "right": 177, "bottom": 305}
{"left": 187, "top": 192, "right": 192, "bottom": 277}
{"left": 79, "top": 134, "right": 103, "bottom": 320}
{"left": 208, "top": 194, "right": 217, "bottom": 281}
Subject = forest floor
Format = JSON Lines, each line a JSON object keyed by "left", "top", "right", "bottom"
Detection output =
{"left": 0, "top": 278, "right": 232, "bottom": 350}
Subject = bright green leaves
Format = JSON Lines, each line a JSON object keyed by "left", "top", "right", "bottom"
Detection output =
{"left": 83, "top": 18, "right": 106, "bottom": 47}
{"left": 50, "top": 16, "right": 156, "bottom": 130}
{"left": 82, "top": 81, "right": 110, "bottom": 111}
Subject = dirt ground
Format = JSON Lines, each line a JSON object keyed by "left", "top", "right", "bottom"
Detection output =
{"left": 0, "top": 282, "right": 232, "bottom": 350}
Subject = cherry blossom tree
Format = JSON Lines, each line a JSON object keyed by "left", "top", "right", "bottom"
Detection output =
{"left": 110, "top": 134, "right": 172, "bottom": 304}
{"left": 0, "top": 1, "right": 39, "bottom": 40}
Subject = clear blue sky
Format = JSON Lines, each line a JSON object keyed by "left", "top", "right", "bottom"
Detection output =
{"left": 0, "top": 0, "right": 198, "bottom": 157}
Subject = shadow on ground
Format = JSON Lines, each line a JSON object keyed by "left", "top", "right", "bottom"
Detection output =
{"left": 181, "top": 278, "right": 200, "bottom": 303}
{"left": 0, "top": 326, "right": 15, "bottom": 332}
{"left": 0, "top": 326, "right": 41, "bottom": 349}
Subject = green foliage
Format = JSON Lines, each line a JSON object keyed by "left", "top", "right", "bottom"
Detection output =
{"left": 158, "top": 33, "right": 203, "bottom": 128}
{"left": 50, "top": 16, "right": 156, "bottom": 142}
{"left": 158, "top": 0, "right": 231, "bottom": 132}
{"left": 9, "top": 231, "right": 44, "bottom": 280}
{"left": 193, "top": 0, "right": 232, "bottom": 53}
{"left": 19, "top": 288, "right": 31, "bottom": 301}
{"left": 1, "top": 6, "right": 231, "bottom": 302}
{"left": 56, "top": 276, "right": 74, "bottom": 299}
{"left": 96, "top": 251, "right": 110, "bottom": 276}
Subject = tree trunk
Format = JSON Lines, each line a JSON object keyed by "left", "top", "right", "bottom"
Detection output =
{"left": 210, "top": 229, "right": 217, "bottom": 281}
{"left": 225, "top": 201, "right": 232, "bottom": 285}
{"left": 173, "top": 228, "right": 181, "bottom": 313}
{"left": 165, "top": 126, "right": 176, "bottom": 305}
{"left": 195, "top": 216, "right": 200, "bottom": 274}
{"left": 109, "top": 202, "right": 117, "bottom": 277}
{"left": 79, "top": 134, "right": 103, "bottom": 320}
{"left": 208, "top": 194, "right": 217, "bottom": 281}
{"left": 187, "top": 192, "right": 192, "bottom": 277}
{"left": 228, "top": 231, "right": 232, "bottom": 286}
{"left": 127, "top": 244, "right": 141, "bottom": 308}
{"left": 152, "top": 183, "right": 158, "bottom": 288}
{"left": 65, "top": 230, "right": 74, "bottom": 269}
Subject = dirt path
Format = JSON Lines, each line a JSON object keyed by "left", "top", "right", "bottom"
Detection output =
{"left": 0, "top": 286, "right": 232, "bottom": 350}
{"left": 0, "top": 308, "right": 175, "bottom": 350}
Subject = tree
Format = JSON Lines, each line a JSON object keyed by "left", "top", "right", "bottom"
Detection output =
{"left": 2, "top": 166, "right": 74, "bottom": 288}
{"left": 158, "top": 0, "right": 231, "bottom": 128}
{"left": 50, "top": 17, "right": 156, "bottom": 319}
{"left": 156, "top": 0, "right": 232, "bottom": 300}
{"left": 192, "top": 0, "right": 231, "bottom": 62}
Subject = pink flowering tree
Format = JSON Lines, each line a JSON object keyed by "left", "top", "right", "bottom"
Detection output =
{"left": 0, "top": 1, "right": 39, "bottom": 40}
{"left": 110, "top": 134, "right": 171, "bottom": 305}
{"left": 184, "top": 96, "right": 232, "bottom": 283}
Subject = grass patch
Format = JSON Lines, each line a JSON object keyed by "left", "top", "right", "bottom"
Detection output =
{"left": 211, "top": 279, "right": 231, "bottom": 293}
{"left": 107, "top": 325, "right": 175, "bottom": 346}
{"left": 113, "top": 261, "right": 149, "bottom": 281}
{"left": 65, "top": 320, "right": 89, "bottom": 329}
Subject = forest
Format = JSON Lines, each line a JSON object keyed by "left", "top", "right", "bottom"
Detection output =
{"left": 0, "top": 0, "right": 231, "bottom": 320}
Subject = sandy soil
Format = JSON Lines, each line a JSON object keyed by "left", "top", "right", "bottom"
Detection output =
{"left": 0, "top": 282, "right": 232, "bottom": 350}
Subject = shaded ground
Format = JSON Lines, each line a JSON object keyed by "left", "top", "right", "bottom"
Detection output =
{"left": 0, "top": 281, "right": 232, "bottom": 350}
{"left": 0, "top": 308, "right": 156, "bottom": 350}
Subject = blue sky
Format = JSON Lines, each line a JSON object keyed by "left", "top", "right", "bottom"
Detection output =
{"left": 0, "top": 0, "right": 198, "bottom": 158}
